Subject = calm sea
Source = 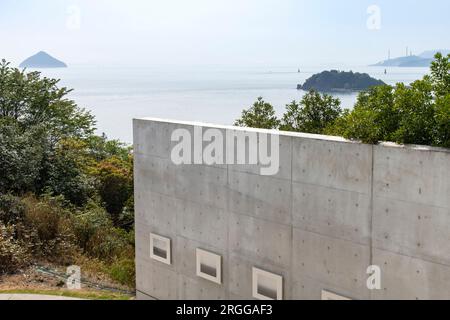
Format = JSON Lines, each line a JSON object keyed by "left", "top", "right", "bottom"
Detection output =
{"left": 36, "top": 64, "right": 428, "bottom": 143}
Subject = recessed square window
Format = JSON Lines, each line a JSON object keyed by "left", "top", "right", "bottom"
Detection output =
{"left": 196, "top": 248, "right": 222, "bottom": 284}
{"left": 321, "top": 290, "right": 351, "bottom": 300}
{"left": 252, "top": 267, "right": 283, "bottom": 300}
{"left": 150, "top": 233, "right": 171, "bottom": 265}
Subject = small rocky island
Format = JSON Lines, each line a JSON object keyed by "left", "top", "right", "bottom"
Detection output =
{"left": 297, "top": 70, "right": 385, "bottom": 92}
{"left": 19, "top": 51, "right": 67, "bottom": 69}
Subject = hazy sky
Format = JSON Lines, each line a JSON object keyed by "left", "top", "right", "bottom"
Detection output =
{"left": 1, "top": 0, "right": 449, "bottom": 67}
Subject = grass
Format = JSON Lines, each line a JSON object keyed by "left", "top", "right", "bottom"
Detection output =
{"left": 0, "top": 289, "right": 134, "bottom": 300}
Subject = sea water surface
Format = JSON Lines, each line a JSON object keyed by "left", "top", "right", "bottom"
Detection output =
{"left": 36, "top": 64, "right": 428, "bottom": 143}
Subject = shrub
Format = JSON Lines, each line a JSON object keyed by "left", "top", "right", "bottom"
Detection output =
{"left": 72, "top": 201, "right": 113, "bottom": 251}
{"left": 19, "top": 195, "right": 78, "bottom": 264}
{"left": 0, "top": 223, "right": 30, "bottom": 274}
{"left": 106, "top": 257, "right": 135, "bottom": 287}
{"left": 86, "top": 227, "right": 131, "bottom": 261}
{"left": 116, "top": 195, "right": 135, "bottom": 230}
{"left": 72, "top": 201, "right": 133, "bottom": 262}
{"left": 0, "top": 194, "right": 26, "bottom": 225}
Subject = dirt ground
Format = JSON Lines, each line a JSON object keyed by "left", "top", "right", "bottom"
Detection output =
{"left": 0, "top": 269, "right": 59, "bottom": 291}
{"left": 0, "top": 264, "right": 134, "bottom": 299}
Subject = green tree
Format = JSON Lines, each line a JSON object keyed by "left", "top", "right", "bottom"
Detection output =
{"left": 430, "top": 53, "right": 450, "bottom": 97}
{"left": 234, "top": 97, "right": 280, "bottom": 129}
{"left": 46, "top": 139, "right": 96, "bottom": 206}
{"left": 330, "top": 53, "right": 450, "bottom": 147}
{"left": 0, "top": 120, "right": 46, "bottom": 194}
{"left": 391, "top": 79, "right": 435, "bottom": 145}
{"left": 430, "top": 53, "right": 450, "bottom": 147}
{"left": 86, "top": 134, "right": 132, "bottom": 162}
{"left": 280, "top": 90, "right": 342, "bottom": 134}
{"left": 327, "top": 85, "right": 396, "bottom": 144}
{"left": 0, "top": 60, "right": 98, "bottom": 203}
{"left": 0, "top": 60, "right": 132, "bottom": 208}
{"left": 434, "top": 94, "right": 450, "bottom": 147}
{"left": 93, "top": 156, "right": 133, "bottom": 221}
{"left": 0, "top": 60, "right": 95, "bottom": 142}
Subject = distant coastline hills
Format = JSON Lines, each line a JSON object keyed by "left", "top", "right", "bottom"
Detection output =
{"left": 297, "top": 70, "right": 385, "bottom": 92}
{"left": 371, "top": 49, "right": 450, "bottom": 67}
{"left": 19, "top": 51, "right": 67, "bottom": 69}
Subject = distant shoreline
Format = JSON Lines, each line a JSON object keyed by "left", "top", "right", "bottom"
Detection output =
{"left": 296, "top": 85, "right": 364, "bottom": 94}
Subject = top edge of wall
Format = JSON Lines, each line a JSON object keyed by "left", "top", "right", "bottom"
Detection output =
{"left": 134, "top": 117, "right": 351, "bottom": 143}
{"left": 134, "top": 117, "right": 450, "bottom": 154}
{"left": 377, "top": 142, "right": 450, "bottom": 154}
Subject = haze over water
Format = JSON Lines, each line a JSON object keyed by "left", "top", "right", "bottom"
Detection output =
{"left": 3, "top": 0, "right": 446, "bottom": 142}
{"left": 35, "top": 64, "right": 428, "bottom": 143}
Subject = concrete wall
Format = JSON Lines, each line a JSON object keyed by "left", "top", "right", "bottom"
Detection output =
{"left": 134, "top": 118, "right": 450, "bottom": 300}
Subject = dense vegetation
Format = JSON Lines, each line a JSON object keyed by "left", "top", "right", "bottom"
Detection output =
{"left": 298, "top": 70, "right": 385, "bottom": 92}
{"left": 236, "top": 54, "right": 450, "bottom": 148}
{"left": 0, "top": 60, "right": 135, "bottom": 287}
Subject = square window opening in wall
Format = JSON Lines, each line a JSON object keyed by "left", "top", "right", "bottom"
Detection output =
{"left": 252, "top": 267, "right": 283, "bottom": 300}
{"left": 196, "top": 248, "right": 222, "bottom": 284}
{"left": 321, "top": 290, "right": 351, "bottom": 300}
{"left": 150, "top": 233, "right": 171, "bottom": 265}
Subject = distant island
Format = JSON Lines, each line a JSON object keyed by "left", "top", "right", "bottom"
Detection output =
{"left": 19, "top": 51, "right": 67, "bottom": 69}
{"left": 371, "top": 49, "right": 450, "bottom": 67}
{"left": 297, "top": 70, "right": 385, "bottom": 92}
{"left": 371, "top": 55, "right": 433, "bottom": 68}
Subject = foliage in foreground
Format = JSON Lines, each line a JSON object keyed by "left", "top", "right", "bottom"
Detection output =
{"left": 0, "top": 60, "right": 135, "bottom": 287}
{"left": 0, "top": 194, "right": 135, "bottom": 287}
{"left": 235, "top": 53, "right": 450, "bottom": 148}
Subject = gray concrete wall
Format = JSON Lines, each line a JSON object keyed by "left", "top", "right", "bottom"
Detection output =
{"left": 134, "top": 118, "right": 450, "bottom": 300}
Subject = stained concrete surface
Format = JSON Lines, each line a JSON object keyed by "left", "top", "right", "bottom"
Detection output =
{"left": 134, "top": 118, "right": 450, "bottom": 300}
